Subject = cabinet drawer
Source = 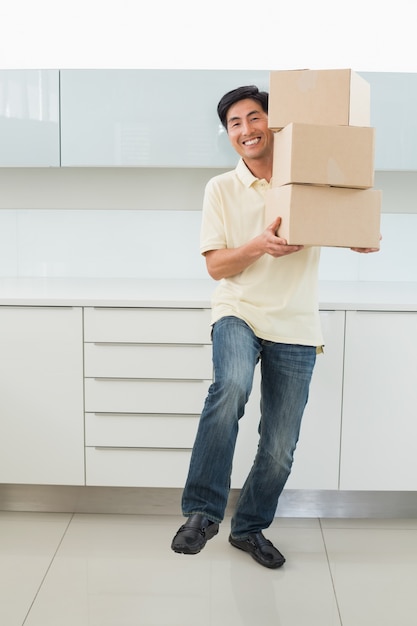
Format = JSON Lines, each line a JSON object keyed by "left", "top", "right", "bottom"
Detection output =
{"left": 85, "top": 413, "right": 198, "bottom": 447}
{"left": 85, "top": 378, "right": 210, "bottom": 414}
{"left": 84, "top": 343, "right": 212, "bottom": 379}
{"left": 84, "top": 307, "right": 212, "bottom": 343}
{"left": 85, "top": 447, "right": 192, "bottom": 487}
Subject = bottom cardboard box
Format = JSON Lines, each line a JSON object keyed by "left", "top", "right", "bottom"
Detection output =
{"left": 265, "top": 184, "right": 381, "bottom": 248}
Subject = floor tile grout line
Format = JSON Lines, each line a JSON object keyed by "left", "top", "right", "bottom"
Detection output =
{"left": 319, "top": 517, "right": 344, "bottom": 626}
{"left": 21, "top": 512, "right": 75, "bottom": 626}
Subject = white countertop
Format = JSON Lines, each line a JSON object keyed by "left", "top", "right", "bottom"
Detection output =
{"left": 0, "top": 278, "right": 215, "bottom": 308}
{"left": 318, "top": 280, "right": 417, "bottom": 311}
{"left": 1, "top": 277, "right": 417, "bottom": 311}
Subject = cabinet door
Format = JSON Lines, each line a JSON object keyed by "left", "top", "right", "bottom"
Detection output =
{"left": 360, "top": 72, "right": 417, "bottom": 170}
{"left": 340, "top": 311, "right": 417, "bottom": 490}
{"left": 0, "top": 307, "right": 84, "bottom": 484}
{"left": 60, "top": 69, "right": 269, "bottom": 167}
{"left": 0, "top": 70, "right": 60, "bottom": 166}
{"left": 232, "top": 311, "right": 345, "bottom": 489}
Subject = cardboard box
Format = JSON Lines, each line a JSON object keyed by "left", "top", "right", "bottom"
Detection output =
{"left": 268, "top": 69, "right": 370, "bottom": 130}
{"left": 272, "top": 123, "right": 375, "bottom": 189}
{"left": 265, "top": 184, "right": 381, "bottom": 248}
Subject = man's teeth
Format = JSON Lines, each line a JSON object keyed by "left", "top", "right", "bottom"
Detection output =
{"left": 244, "top": 138, "right": 260, "bottom": 146}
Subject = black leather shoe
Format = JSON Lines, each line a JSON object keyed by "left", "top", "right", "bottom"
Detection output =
{"left": 229, "top": 531, "right": 286, "bottom": 569}
{"left": 171, "top": 514, "right": 219, "bottom": 555}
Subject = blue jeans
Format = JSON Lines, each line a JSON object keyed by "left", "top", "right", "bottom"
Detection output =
{"left": 181, "top": 315, "right": 316, "bottom": 538}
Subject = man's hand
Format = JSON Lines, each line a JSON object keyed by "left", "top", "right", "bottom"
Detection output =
{"left": 351, "top": 234, "right": 382, "bottom": 254}
{"left": 350, "top": 246, "right": 380, "bottom": 253}
{"left": 205, "top": 217, "right": 303, "bottom": 280}
{"left": 263, "top": 217, "right": 304, "bottom": 257}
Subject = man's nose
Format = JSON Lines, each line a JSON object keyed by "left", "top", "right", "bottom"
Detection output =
{"left": 241, "top": 120, "right": 252, "bottom": 135}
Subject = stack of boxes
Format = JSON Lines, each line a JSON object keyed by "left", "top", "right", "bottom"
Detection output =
{"left": 265, "top": 69, "right": 381, "bottom": 248}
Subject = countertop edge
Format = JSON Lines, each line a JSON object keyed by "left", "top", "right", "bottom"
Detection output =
{"left": 1, "top": 278, "right": 417, "bottom": 311}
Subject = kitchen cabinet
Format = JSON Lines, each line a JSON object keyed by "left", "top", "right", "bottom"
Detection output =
{"left": 361, "top": 72, "right": 417, "bottom": 171}
{"left": 232, "top": 311, "right": 345, "bottom": 490}
{"left": 59, "top": 69, "right": 269, "bottom": 167}
{"left": 0, "top": 307, "right": 84, "bottom": 484}
{"left": 59, "top": 69, "right": 417, "bottom": 170}
{"left": 340, "top": 310, "right": 417, "bottom": 490}
{"left": 1, "top": 279, "right": 417, "bottom": 494}
{"left": 0, "top": 69, "right": 415, "bottom": 170}
{"left": 0, "top": 70, "right": 60, "bottom": 166}
{"left": 84, "top": 306, "right": 345, "bottom": 490}
{"left": 83, "top": 306, "right": 213, "bottom": 487}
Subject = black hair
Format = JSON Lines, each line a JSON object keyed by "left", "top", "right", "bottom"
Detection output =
{"left": 217, "top": 85, "right": 269, "bottom": 129}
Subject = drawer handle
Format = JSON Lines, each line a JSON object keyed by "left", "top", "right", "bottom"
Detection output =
{"left": 90, "top": 307, "right": 210, "bottom": 312}
{"left": 91, "top": 413, "right": 200, "bottom": 418}
{"left": 93, "top": 446, "right": 192, "bottom": 452}
{"left": 90, "top": 377, "right": 209, "bottom": 382}
{"left": 90, "top": 342, "right": 208, "bottom": 347}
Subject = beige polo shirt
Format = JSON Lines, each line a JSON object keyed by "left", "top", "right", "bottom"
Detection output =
{"left": 200, "top": 159, "right": 324, "bottom": 347}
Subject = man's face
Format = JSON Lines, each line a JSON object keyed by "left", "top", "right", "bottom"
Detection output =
{"left": 226, "top": 98, "right": 274, "bottom": 162}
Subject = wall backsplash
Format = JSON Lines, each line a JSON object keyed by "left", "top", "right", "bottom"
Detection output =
{"left": 0, "top": 209, "right": 206, "bottom": 279}
{"left": 0, "top": 168, "right": 416, "bottom": 283}
{"left": 0, "top": 168, "right": 416, "bottom": 212}
{"left": 0, "top": 208, "right": 415, "bottom": 283}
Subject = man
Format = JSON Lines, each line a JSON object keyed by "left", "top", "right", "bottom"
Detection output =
{"left": 171, "top": 85, "right": 378, "bottom": 569}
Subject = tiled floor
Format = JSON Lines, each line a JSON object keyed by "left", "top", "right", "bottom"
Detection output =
{"left": 2, "top": 512, "right": 417, "bottom": 626}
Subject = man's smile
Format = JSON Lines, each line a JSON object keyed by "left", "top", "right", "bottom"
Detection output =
{"left": 243, "top": 137, "right": 261, "bottom": 146}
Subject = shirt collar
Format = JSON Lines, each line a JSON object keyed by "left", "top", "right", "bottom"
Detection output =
{"left": 236, "top": 158, "right": 259, "bottom": 188}
{"left": 236, "top": 158, "right": 270, "bottom": 188}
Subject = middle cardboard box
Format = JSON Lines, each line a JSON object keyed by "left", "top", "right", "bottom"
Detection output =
{"left": 272, "top": 122, "right": 375, "bottom": 189}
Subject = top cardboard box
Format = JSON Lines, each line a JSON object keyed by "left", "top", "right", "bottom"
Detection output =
{"left": 268, "top": 69, "right": 370, "bottom": 130}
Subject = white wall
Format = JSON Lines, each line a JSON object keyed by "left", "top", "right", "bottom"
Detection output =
{"left": 0, "top": 168, "right": 416, "bottom": 282}
{"left": 2, "top": 3, "right": 416, "bottom": 282}
{"left": 1, "top": 1, "right": 416, "bottom": 72}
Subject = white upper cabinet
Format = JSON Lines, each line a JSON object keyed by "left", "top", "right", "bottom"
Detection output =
{"left": 0, "top": 70, "right": 60, "bottom": 166}
{"left": 360, "top": 72, "right": 417, "bottom": 171}
{"left": 60, "top": 69, "right": 417, "bottom": 170}
{"left": 60, "top": 69, "right": 269, "bottom": 167}
{"left": 1, "top": 69, "right": 416, "bottom": 170}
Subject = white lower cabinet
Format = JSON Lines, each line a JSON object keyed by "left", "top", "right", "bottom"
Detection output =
{"left": 0, "top": 307, "right": 84, "bottom": 484}
{"left": 3, "top": 302, "right": 413, "bottom": 492}
{"left": 84, "top": 307, "right": 345, "bottom": 490}
{"left": 83, "top": 307, "right": 212, "bottom": 487}
{"left": 340, "top": 310, "right": 417, "bottom": 490}
{"left": 286, "top": 310, "right": 345, "bottom": 489}
{"left": 232, "top": 311, "right": 345, "bottom": 490}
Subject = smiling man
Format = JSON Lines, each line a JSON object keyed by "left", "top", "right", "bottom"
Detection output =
{"left": 170, "top": 85, "right": 376, "bottom": 569}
